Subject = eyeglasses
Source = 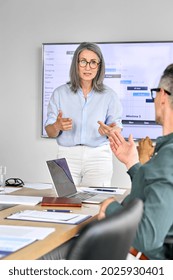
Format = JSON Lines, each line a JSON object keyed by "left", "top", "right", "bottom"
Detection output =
{"left": 150, "top": 88, "right": 172, "bottom": 99}
{"left": 5, "top": 178, "right": 24, "bottom": 187}
{"left": 78, "top": 59, "right": 100, "bottom": 69}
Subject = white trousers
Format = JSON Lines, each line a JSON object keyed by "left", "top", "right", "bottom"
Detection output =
{"left": 57, "top": 144, "right": 113, "bottom": 187}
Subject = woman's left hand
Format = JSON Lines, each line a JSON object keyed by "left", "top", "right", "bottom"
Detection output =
{"left": 98, "top": 121, "right": 121, "bottom": 137}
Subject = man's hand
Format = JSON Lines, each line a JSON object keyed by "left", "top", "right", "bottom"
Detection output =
{"left": 109, "top": 131, "right": 139, "bottom": 170}
{"left": 137, "top": 136, "right": 154, "bottom": 164}
{"left": 98, "top": 121, "right": 121, "bottom": 137}
{"left": 98, "top": 197, "right": 116, "bottom": 220}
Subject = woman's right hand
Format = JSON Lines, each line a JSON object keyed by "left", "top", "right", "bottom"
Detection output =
{"left": 54, "top": 110, "right": 73, "bottom": 131}
{"left": 45, "top": 110, "right": 72, "bottom": 137}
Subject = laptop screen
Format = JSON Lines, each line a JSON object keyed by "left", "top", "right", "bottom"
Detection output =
{"left": 46, "top": 158, "right": 77, "bottom": 197}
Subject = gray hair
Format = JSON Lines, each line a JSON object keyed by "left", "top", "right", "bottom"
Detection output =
{"left": 159, "top": 63, "right": 173, "bottom": 108}
{"left": 67, "top": 42, "right": 105, "bottom": 92}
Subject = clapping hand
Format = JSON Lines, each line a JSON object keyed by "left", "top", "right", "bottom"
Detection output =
{"left": 109, "top": 131, "right": 139, "bottom": 170}
{"left": 137, "top": 136, "right": 154, "bottom": 164}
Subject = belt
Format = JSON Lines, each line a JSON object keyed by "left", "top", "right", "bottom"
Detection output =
{"left": 129, "top": 247, "right": 148, "bottom": 260}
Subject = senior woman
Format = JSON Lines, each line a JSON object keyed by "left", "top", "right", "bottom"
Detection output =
{"left": 45, "top": 42, "right": 122, "bottom": 187}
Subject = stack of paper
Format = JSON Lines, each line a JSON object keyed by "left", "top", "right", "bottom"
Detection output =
{"left": 80, "top": 187, "right": 126, "bottom": 195}
{"left": 0, "top": 225, "right": 55, "bottom": 259}
{"left": 7, "top": 210, "right": 92, "bottom": 224}
{"left": 0, "top": 236, "right": 35, "bottom": 258}
{"left": 0, "top": 195, "right": 42, "bottom": 205}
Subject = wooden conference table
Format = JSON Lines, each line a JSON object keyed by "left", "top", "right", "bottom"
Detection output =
{"left": 0, "top": 186, "right": 129, "bottom": 260}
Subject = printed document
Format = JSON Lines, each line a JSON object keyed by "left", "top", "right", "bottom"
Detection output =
{"left": 0, "top": 195, "right": 42, "bottom": 205}
{"left": 7, "top": 210, "right": 92, "bottom": 224}
{"left": 0, "top": 225, "right": 55, "bottom": 259}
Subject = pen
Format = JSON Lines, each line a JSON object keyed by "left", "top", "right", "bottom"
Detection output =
{"left": 89, "top": 186, "right": 119, "bottom": 189}
{"left": 44, "top": 209, "right": 73, "bottom": 213}
{"left": 95, "top": 188, "right": 116, "bottom": 192}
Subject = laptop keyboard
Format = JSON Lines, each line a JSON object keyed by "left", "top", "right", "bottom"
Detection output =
{"left": 71, "top": 192, "right": 96, "bottom": 200}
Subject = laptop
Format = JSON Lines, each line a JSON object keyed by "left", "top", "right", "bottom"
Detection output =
{"left": 0, "top": 204, "right": 16, "bottom": 211}
{"left": 46, "top": 158, "right": 114, "bottom": 204}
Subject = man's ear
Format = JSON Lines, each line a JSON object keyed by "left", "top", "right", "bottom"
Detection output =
{"left": 160, "top": 88, "right": 167, "bottom": 104}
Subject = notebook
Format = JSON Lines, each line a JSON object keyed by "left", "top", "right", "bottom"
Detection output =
{"left": 46, "top": 158, "right": 114, "bottom": 204}
{"left": 41, "top": 196, "right": 82, "bottom": 207}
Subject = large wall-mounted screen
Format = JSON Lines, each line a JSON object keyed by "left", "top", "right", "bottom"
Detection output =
{"left": 42, "top": 41, "right": 173, "bottom": 139}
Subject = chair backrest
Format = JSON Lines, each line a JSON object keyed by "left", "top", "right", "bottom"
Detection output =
{"left": 66, "top": 198, "right": 143, "bottom": 260}
{"left": 164, "top": 236, "right": 173, "bottom": 259}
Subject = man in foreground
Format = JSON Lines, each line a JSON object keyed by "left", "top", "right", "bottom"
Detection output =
{"left": 98, "top": 64, "right": 173, "bottom": 260}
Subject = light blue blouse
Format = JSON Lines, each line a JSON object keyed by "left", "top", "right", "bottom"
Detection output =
{"left": 45, "top": 84, "right": 123, "bottom": 147}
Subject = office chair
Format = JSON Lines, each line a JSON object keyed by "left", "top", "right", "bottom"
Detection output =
{"left": 66, "top": 198, "right": 143, "bottom": 260}
{"left": 164, "top": 236, "right": 173, "bottom": 259}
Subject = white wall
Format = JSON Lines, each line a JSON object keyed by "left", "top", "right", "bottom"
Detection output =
{"left": 0, "top": 0, "right": 173, "bottom": 188}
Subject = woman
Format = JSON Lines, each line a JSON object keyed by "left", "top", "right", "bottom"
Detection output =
{"left": 45, "top": 42, "right": 122, "bottom": 187}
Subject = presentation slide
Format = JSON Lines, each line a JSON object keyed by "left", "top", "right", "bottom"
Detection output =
{"left": 42, "top": 42, "right": 173, "bottom": 139}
